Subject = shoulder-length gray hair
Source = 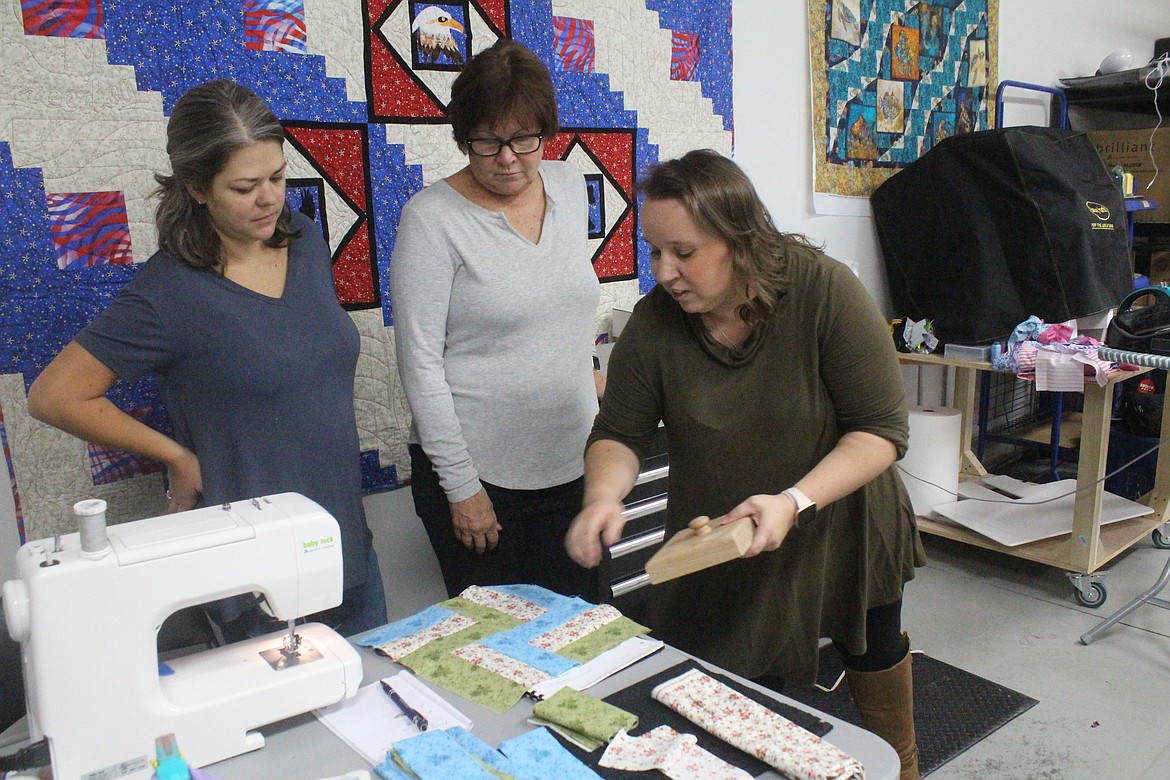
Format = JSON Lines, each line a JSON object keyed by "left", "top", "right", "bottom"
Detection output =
{"left": 154, "top": 79, "right": 296, "bottom": 269}
{"left": 638, "top": 149, "right": 819, "bottom": 326}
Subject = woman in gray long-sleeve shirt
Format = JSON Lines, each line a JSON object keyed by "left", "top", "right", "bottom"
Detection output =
{"left": 391, "top": 40, "right": 600, "bottom": 598}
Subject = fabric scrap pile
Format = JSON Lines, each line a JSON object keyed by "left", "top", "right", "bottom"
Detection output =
{"left": 992, "top": 316, "right": 1123, "bottom": 390}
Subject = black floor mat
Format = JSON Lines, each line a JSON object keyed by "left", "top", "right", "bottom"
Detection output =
{"left": 783, "top": 648, "right": 1039, "bottom": 776}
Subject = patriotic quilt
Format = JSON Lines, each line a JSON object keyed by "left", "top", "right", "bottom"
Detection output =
{"left": 0, "top": 0, "right": 732, "bottom": 542}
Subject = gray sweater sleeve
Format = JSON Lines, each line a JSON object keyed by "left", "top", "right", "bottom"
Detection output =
{"left": 391, "top": 195, "right": 483, "bottom": 503}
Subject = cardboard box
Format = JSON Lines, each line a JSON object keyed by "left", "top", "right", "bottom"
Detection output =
{"left": 1150, "top": 250, "right": 1170, "bottom": 286}
{"left": 1087, "top": 128, "right": 1170, "bottom": 223}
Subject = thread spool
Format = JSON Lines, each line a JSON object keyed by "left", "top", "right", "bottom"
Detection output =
{"left": 74, "top": 498, "right": 110, "bottom": 559}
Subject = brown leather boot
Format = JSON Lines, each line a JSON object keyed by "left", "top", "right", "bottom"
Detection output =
{"left": 844, "top": 633, "right": 920, "bottom": 780}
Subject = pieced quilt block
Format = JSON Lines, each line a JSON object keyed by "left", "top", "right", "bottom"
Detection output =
{"left": 45, "top": 192, "right": 133, "bottom": 270}
{"left": 243, "top": 0, "right": 307, "bottom": 53}
{"left": 0, "top": 0, "right": 733, "bottom": 544}
{"left": 358, "top": 585, "right": 648, "bottom": 713}
{"left": 21, "top": 0, "right": 103, "bottom": 39}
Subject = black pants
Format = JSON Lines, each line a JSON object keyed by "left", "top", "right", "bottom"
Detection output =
{"left": 754, "top": 599, "right": 906, "bottom": 692}
{"left": 833, "top": 598, "right": 907, "bottom": 672}
{"left": 409, "top": 444, "right": 590, "bottom": 599}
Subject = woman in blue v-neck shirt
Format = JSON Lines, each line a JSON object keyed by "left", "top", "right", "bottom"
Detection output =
{"left": 27, "top": 79, "right": 386, "bottom": 641}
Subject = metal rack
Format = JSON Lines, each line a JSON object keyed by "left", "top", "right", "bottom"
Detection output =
{"left": 977, "top": 373, "right": 1077, "bottom": 482}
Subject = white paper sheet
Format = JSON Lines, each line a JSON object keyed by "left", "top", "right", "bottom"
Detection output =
{"left": 527, "top": 636, "right": 665, "bottom": 700}
{"left": 314, "top": 670, "right": 473, "bottom": 765}
{"left": 934, "top": 476, "right": 1153, "bottom": 547}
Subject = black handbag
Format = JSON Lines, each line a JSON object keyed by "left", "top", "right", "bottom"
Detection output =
{"left": 872, "top": 126, "right": 1132, "bottom": 344}
{"left": 1106, "top": 286, "right": 1170, "bottom": 354}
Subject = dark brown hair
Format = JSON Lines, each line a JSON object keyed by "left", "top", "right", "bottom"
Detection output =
{"left": 639, "top": 149, "right": 818, "bottom": 326}
{"left": 447, "top": 39, "right": 559, "bottom": 152}
{"left": 154, "top": 79, "right": 296, "bottom": 269}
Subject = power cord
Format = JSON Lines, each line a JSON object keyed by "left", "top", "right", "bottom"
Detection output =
{"left": 0, "top": 739, "right": 49, "bottom": 774}
{"left": 896, "top": 432, "right": 1170, "bottom": 505}
{"left": 1143, "top": 53, "right": 1169, "bottom": 190}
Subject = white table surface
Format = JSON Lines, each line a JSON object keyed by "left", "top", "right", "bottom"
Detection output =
{"left": 3, "top": 642, "right": 899, "bottom": 780}
{"left": 208, "top": 642, "right": 899, "bottom": 780}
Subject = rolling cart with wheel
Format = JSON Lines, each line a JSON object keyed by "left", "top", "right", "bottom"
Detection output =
{"left": 900, "top": 352, "right": 1168, "bottom": 609}
{"left": 893, "top": 82, "right": 1162, "bottom": 608}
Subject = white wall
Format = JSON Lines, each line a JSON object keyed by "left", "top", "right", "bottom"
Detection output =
{"left": 732, "top": 0, "right": 1170, "bottom": 314}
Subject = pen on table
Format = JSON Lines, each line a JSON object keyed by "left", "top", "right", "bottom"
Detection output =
{"left": 381, "top": 680, "right": 429, "bottom": 732}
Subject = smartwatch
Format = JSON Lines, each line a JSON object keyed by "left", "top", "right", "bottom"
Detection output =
{"left": 781, "top": 487, "right": 817, "bottom": 529}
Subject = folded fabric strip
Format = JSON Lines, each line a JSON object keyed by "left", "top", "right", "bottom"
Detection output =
{"left": 651, "top": 669, "right": 865, "bottom": 780}
{"left": 498, "top": 726, "right": 605, "bottom": 780}
{"left": 374, "top": 727, "right": 602, "bottom": 780}
{"left": 529, "top": 687, "right": 639, "bottom": 751}
{"left": 600, "top": 725, "right": 752, "bottom": 780}
{"left": 378, "top": 728, "right": 505, "bottom": 780}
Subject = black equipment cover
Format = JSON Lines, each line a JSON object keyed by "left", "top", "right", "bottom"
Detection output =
{"left": 872, "top": 126, "right": 1132, "bottom": 344}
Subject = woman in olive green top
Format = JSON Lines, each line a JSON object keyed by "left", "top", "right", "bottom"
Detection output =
{"left": 566, "top": 150, "right": 926, "bottom": 780}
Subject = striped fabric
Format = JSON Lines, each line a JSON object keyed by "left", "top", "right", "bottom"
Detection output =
{"left": 45, "top": 191, "right": 133, "bottom": 269}
{"left": 87, "top": 441, "right": 162, "bottom": 485}
{"left": 671, "top": 30, "right": 700, "bottom": 81}
{"left": 20, "top": 0, "right": 103, "bottom": 39}
{"left": 243, "top": 0, "right": 307, "bottom": 53}
{"left": 553, "top": 16, "right": 595, "bottom": 73}
{"left": 86, "top": 407, "right": 163, "bottom": 485}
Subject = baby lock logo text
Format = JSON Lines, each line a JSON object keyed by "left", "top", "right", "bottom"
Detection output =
{"left": 303, "top": 535, "right": 337, "bottom": 552}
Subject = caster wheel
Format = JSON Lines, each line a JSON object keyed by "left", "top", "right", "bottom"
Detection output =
{"left": 1153, "top": 527, "right": 1170, "bottom": 550}
{"left": 1074, "top": 582, "right": 1107, "bottom": 609}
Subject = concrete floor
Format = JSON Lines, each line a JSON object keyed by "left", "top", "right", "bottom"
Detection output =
{"left": 905, "top": 533, "right": 1170, "bottom": 779}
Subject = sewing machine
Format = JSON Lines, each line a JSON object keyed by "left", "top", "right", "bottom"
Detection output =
{"left": 2, "top": 492, "right": 364, "bottom": 779}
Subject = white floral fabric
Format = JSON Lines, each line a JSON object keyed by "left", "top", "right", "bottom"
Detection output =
{"left": 600, "top": 726, "right": 752, "bottom": 780}
{"left": 651, "top": 669, "right": 865, "bottom": 780}
{"left": 460, "top": 585, "right": 548, "bottom": 620}
{"left": 375, "top": 614, "right": 477, "bottom": 660}
{"left": 453, "top": 642, "right": 551, "bottom": 687}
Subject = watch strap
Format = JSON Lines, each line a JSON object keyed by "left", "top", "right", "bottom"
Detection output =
{"left": 781, "top": 487, "right": 817, "bottom": 529}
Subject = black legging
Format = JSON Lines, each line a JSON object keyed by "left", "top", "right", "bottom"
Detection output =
{"left": 833, "top": 598, "right": 907, "bottom": 672}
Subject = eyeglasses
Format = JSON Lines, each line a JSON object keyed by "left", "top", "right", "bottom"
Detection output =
{"left": 466, "top": 134, "right": 543, "bottom": 157}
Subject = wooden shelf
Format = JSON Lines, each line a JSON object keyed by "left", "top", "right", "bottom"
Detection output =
{"left": 917, "top": 512, "right": 1164, "bottom": 573}
{"left": 900, "top": 354, "right": 1165, "bottom": 577}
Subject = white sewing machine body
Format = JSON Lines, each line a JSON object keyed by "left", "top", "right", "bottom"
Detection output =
{"left": 2, "top": 492, "right": 363, "bottom": 780}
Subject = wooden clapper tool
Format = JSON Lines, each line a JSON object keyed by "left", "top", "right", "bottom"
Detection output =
{"left": 644, "top": 515, "right": 754, "bottom": 584}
